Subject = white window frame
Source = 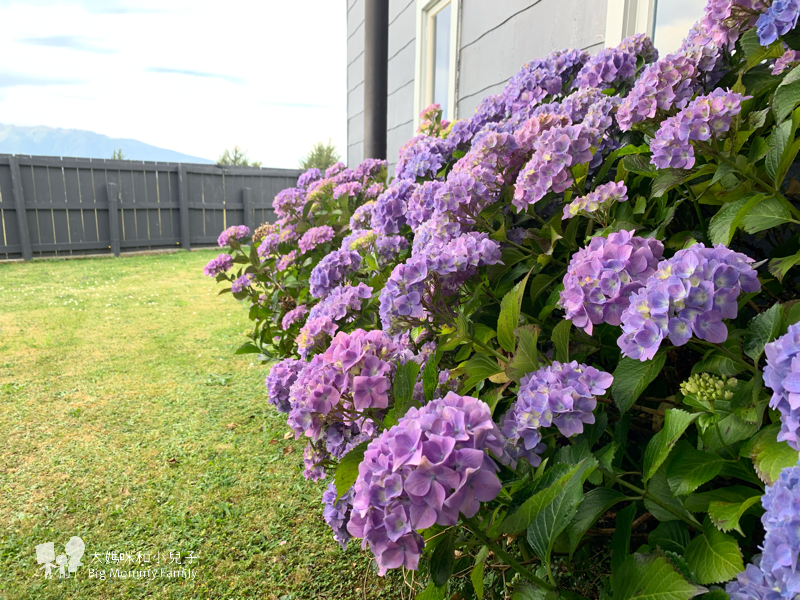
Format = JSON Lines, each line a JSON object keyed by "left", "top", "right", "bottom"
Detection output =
{"left": 413, "top": 0, "right": 460, "bottom": 129}
{"left": 604, "top": 0, "right": 656, "bottom": 47}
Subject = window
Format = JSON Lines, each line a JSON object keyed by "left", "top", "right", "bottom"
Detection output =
{"left": 414, "top": 0, "right": 459, "bottom": 127}
{"left": 604, "top": 0, "right": 656, "bottom": 47}
{"left": 653, "top": 0, "right": 708, "bottom": 54}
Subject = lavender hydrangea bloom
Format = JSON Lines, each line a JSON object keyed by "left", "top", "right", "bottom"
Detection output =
{"left": 395, "top": 134, "right": 453, "bottom": 181}
{"left": 563, "top": 181, "right": 629, "bottom": 220}
{"left": 231, "top": 273, "right": 255, "bottom": 293}
{"left": 204, "top": 254, "right": 233, "bottom": 276}
{"left": 309, "top": 250, "right": 362, "bottom": 298}
{"left": 764, "top": 323, "right": 800, "bottom": 450}
{"left": 276, "top": 250, "right": 298, "bottom": 272}
{"left": 618, "top": 244, "right": 761, "bottom": 361}
{"left": 365, "top": 183, "right": 386, "bottom": 199}
{"left": 347, "top": 392, "right": 505, "bottom": 575}
{"left": 500, "top": 362, "right": 613, "bottom": 467}
{"left": 217, "top": 225, "right": 250, "bottom": 247}
{"left": 757, "top": 0, "right": 800, "bottom": 46}
{"left": 350, "top": 201, "right": 376, "bottom": 229}
{"left": 281, "top": 304, "right": 308, "bottom": 330}
{"left": 258, "top": 233, "right": 281, "bottom": 258}
{"left": 354, "top": 158, "right": 387, "bottom": 181}
{"left": 296, "top": 284, "right": 372, "bottom": 357}
{"left": 728, "top": 464, "right": 800, "bottom": 599}
{"left": 700, "top": 0, "right": 767, "bottom": 49}
{"left": 298, "top": 225, "right": 336, "bottom": 254}
{"left": 560, "top": 230, "right": 664, "bottom": 334}
{"left": 371, "top": 180, "right": 417, "bottom": 234}
{"left": 325, "top": 162, "right": 346, "bottom": 178}
{"left": 651, "top": 89, "right": 747, "bottom": 169}
{"left": 266, "top": 357, "right": 305, "bottom": 413}
{"left": 322, "top": 482, "right": 353, "bottom": 550}
{"left": 574, "top": 34, "right": 657, "bottom": 90}
{"left": 406, "top": 181, "right": 444, "bottom": 231}
{"left": 774, "top": 48, "right": 800, "bottom": 74}
{"left": 297, "top": 168, "right": 322, "bottom": 189}
{"left": 274, "top": 188, "right": 307, "bottom": 218}
{"left": 333, "top": 181, "right": 363, "bottom": 200}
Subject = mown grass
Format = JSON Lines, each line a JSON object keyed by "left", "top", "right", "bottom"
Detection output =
{"left": 0, "top": 250, "right": 402, "bottom": 600}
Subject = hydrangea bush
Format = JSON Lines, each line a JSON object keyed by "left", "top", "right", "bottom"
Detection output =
{"left": 209, "top": 4, "right": 800, "bottom": 598}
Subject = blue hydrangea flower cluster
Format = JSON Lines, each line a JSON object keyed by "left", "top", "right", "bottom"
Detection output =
{"left": 371, "top": 179, "right": 418, "bottom": 234}
{"left": 651, "top": 88, "right": 747, "bottom": 169}
{"left": 298, "top": 225, "right": 335, "bottom": 254}
{"left": 322, "top": 482, "right": 353, "bottom": 550}
{"left": 217, "top": 225, "right": 250, "bottom": 247}
{"left": 296, "top": 283, "right": 373, "bottom": 358}
{"left": 574, "top": 34, "right": 658, "bottom": 90}
{"left": 281, "top": 304, "right": 308, "bottom": 330}
{"left": 764, "top": 323, "right": 800, "bottom": 451}
{"left": 562, "top": 181, "right": 629, "bottom": 220}
{"left": 559, "top": 230, "right": 664, "bottom": 335}
{"left": 347, "top": 392, "right": 505, "bottom": 575}
{"left": 727, "top": 464, "right": 800, "bottom": 600}
{"left": 203, "top": 254, "right": 233, "bottom": 277}
{"left": 618, "top": 244, "right": 761, "bottom": 361}
{"left": 757, "top": 0, "right": 800, "bottom": 45}
{"left": 309, "top": 250, "right": 362, "bottom": 298}
{"left": 266, "top": 357, "right": 305, "bottom": 413}
{"left": 499, "top": 362, "right": 613, "bottom": 467}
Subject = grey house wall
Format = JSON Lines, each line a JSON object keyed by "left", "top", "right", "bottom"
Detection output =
{"left": 347, "top": 0, "right": 609, "bottom": 172}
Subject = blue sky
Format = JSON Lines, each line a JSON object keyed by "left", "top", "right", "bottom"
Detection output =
{"left": 0, "top": 0, "right": 347, "bottom": 167}
{"left": 654, "top": 0, "right": 708, "bottom": 53}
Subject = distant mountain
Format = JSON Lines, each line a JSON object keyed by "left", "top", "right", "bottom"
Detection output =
{"left": 0, "top": 123, "right": 214, "bottom": 164}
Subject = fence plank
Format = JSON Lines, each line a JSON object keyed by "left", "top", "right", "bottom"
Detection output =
{"left": 177, "top": 164, "right": 191, "bottom": 250}
{"left": 8, "top": 156, "right": 32, "bottom": 260}
{"left": 243, "top": 187, "right": 254, "bottom": 232}
{"left": 64, "top": 167, "right": 85, "bottom": 244}
{"left": 107, "top": 182, "right": 120, "bottom": 256}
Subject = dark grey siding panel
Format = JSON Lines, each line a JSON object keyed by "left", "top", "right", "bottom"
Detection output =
{"left": 457, "top": 0, "right": 608, "bottom": 108}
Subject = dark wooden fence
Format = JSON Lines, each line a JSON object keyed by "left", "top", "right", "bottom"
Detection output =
{"left": 0, "top": 154, "right": 302, "bottom": 261}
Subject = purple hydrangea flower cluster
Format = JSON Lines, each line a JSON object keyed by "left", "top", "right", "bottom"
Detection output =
{"left": 499, "top": 362, "right": 613, "bottom": 467}
{"left": 276, "top": 250, "right": 298, "bottom": 272}
{"left": 395, "top": 135, "right": 453, "bottom": 181}
{"left": 333, "top": 181, "right": 363, "bottom": 200}
{"left": 618, "top": 244, "right": 761, "bottom": 361}
{"left": 764, "top": 323, "right": 800, "bottom": 450}
{"left": 322, "top": 482, "right": 354, "bottom": 550}
{"left": 365, "top": 183, "right": 386, "bottom": 199}
{"left": 757, "top": 0, "right": 800, "bottom": 46}
{"left": 574, "top": 34, "right": 657, "bottom": 90}
{"left": 281, "top": 304, "right": 308, "bottom": 330}
{"left": 727, "top": 464, "right": 800, "bottom": 599}
{"left": 559, "top": 230, "right": 664, "bottom": 334}
{"left": 562, "top": 181, "right": 629, "bottom": 220}
{"left": 371, "top": 180, "right": 417, "bottom": 234}
{"left": 309, "top": 250, "right": 362, "bottom": 298}
{"left": 774, "top": 48, "right": 800, "bottom": 73}
{"left": 325, "top": 162, "right": 346, "bottom": 178}
{"left": 354, "top": 158, "right": 387, "bottom": 181}
{"left": 266, "top": 357, "right": 305, "bottom": 413}
{"left": 347, "top": 392, "right": 505, "bottom": 575}
{"left": 258, "top": 233, "right": 281, "bottom": 258}
{"left": 379, "top": 233, "right": 502, "bottom": 333}
{"left": 513, "top": 122, "right": 596, "bottom": 210}
{"left": 231, "top": 273, "right": 255, "bottom": 293}
{"left": 296, "top": 283, "right": 372, "bottom": 357}
{"left": 350, "top": 201, "right": 376, "bottom": 229}
{"left": 406, "top": 180, "right": 444, "bottom": 231}
{"left": 700, "top": 0, "right": 767, "bottom": 49}
{"left": 274, "top": 188, "right": 307, "bottom": 218}
{"left": 298, "top": 225, "right": 336, "bottom": 254}
{"left": 651, "top": 88, "right": 747, "bottom": 169}
{"left": 297, "top": 168, "right": 322, "bottom": 189}
{"left": 204, "top": 254, "right": 233, "bottom": 276}
{"left": 217, "top": 225, "right": 250, "bottom": 247}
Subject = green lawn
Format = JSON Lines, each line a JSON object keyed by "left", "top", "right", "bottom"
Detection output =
{"left": 0, "top": 250, "right": 402, "bottom": 600}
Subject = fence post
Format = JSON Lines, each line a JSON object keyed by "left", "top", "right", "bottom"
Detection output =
{"left": 177, "top": 165, "right": 191, "bottom": 251}
{"left": 242, "top": 187, "right": 254, "bottom": 232}
{"left": 8, "top": 156, "right": 32, "bottom": 261}
{"left": 107, "top": 182, "right": 120, "bottom": 257}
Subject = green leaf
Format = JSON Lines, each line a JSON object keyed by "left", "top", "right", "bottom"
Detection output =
{"left": 742, "top": 28, "right": 787, "bottom": 72}
{"left": 648, "top": 522, "right": 690, "bottom": 555}
{"left": 744, "top": 303, "right": 782, "bottom": 361}
{"left": 506, "top": 325, "right": 540, "bottom": 382}
{"left": 235, "top": 342, "right": 261, "bottom": 354}
{"left": 645, "top": 469, "right": 698, "bottom": 524}
{"left": 611, "top": 351, "right": 667, "bottom": 413}
{"left": 692, "top": 353, "right": 745, "bottom": 377}
{"left": 651, "top": 169, "right": 698, "bottom": 199}
{"left": 498, "top": 270, "right": 533, "bottom": 352}
{"left": 623, "top": 154, "right": 658, "bottom": 177}
{"left": 465, "top": 353, "right": 504, "bottom": 382}
{"left": 708, "top": 193, "right": 764, "bottom": 246}
{"left": 529, "top": 274, "right": 558, "bottom": 305}
{"left": 769, "top": 252, "right": 800, "bottom": 283}
{"left": 471, "top": 561, "right": 485, "bottom": 600}
{"left": 666, "top": 441, "right": 727, "bottom": 496}
{"left": 643, "top": 410, "right": 701, "bottom": 483}
{"left": 684, "top": 518, "right": 744, "bottom": 585}
{"left": 741, "top": 196, "right": 793, "bottom": 234}
{"left": 393, "top": 360, "right": 421, "bottom": 417}
{"left": 552, "top": 320, "right": 571, "bottom": 363}
{"left": 511, "top": 581, "right": 551, "bottom": 600}
{"left": 334, "top": 441, "right": 369, "bottom": 499}
{"left": 766, "top": 120, "right": 792, "bottom": 182}
{"left": 612, "top": 553, "right": 706, "bottom": 600}
{"left": 611, "top": 502, "right": 637, "bottom": 574}
{"left": 751, "top": 423, "right": 800, "bottom": 485}
{"left": 774, "top": 64, "right": 800, "bottom": 123}
{"left": 430, "top": 530, "right": 455, "bottom": 587}
{"left": 684, "top": 486, "right": 763, "bottom": 513}
{"left": 415, "top": 581, "right": 446, "bottom": 600}
{"left": 565, "top": 487, "right": 628, "bottom": 557}
{"left": 708, "top": 495, "right": 763, "bottom": 535}
{"left": 422, "top": 350, "right": 443, "bottom": 402}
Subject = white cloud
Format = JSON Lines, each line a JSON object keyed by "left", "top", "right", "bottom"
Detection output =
{"left": 0, "top": 0, "right": 347, "bottom": 167}
{"left": 653, "top": 0, "right": 707, "bottom": 54}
